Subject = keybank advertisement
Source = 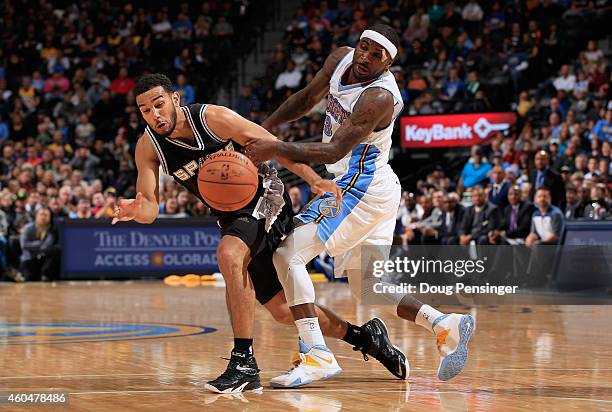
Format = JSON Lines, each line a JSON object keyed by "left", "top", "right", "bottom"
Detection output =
{"left": 62, "top": 219, "right": 220, "bottom": 278}
{"left": 400, "top": 112, "right": 517, "bottom": 148}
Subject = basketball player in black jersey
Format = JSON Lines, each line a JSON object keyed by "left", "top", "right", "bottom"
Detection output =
{"left": 113, "top": 73, "right": 406, "bottom": 393}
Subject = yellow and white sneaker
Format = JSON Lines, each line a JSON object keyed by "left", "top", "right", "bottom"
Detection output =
{"left": 270, "top": 341, "right": 342, "bottom": 388}
{"left": 433, "top": 313, "right": 475, "bottom": 381}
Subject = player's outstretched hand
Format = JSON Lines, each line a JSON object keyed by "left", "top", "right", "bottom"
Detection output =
{"left": 243, "top": 139, "right": 278, "bottom": 164}
{"left": 311, "top": 179, "right": 342, "bottom": 211}
{"left": 112, "top": 192, "right": 143, "bottom": 224}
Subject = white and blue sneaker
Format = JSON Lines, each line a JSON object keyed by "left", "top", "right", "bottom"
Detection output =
{"left": 432, "top": 313, "right": 475, "bottom": 381}
{"left": 270, "top": 340, "right": 342, "bottom": 388}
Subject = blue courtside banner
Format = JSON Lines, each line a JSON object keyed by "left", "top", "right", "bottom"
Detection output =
{"left": 60, "top": 218, "right": 220, "bottom": 279}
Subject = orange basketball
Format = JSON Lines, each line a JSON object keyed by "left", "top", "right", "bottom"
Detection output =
{"left": 198, "top": 151, "right": 259, "bottom": 212}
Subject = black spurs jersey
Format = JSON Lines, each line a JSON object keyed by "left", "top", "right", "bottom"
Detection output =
{"left": 145, "top": 103, "right": 265, "bottom": 216}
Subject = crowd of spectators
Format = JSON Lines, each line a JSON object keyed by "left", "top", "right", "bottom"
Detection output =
{"left": 229, "top": 1, "right": 611, "bottom": 249}
{"left": 0, "top": 0, "right": 611, "bottom": 281}
{"left": 0, "top": 0, "right": 263, "bottom": 280}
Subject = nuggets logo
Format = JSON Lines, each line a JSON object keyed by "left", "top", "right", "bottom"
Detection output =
{"left": 151, "top": 251, "right": 164, "bottom": 267}
{"left": 318, "top": 197, "right": 341, "bottom": 218}
{"left": 0, "top": 322, "right": 216, "bottom": 344}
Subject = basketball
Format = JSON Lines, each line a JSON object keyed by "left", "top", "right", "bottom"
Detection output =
{"left": 198, "top": 151, "right": 259, "bottom": 211}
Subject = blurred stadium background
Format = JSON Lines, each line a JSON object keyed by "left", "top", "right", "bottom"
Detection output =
{"left": 0, "top": 0, "right": 610, "bottom": 284}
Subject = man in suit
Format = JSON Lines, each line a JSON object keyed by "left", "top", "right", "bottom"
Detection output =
{"left": 488, "top": 186, "right": 536, "bottom": 245}
{"left": 529, "top": 150, "right": 565, "bottom": 206}
{"left": 562, "top": 185, "right": 581, "bottom": 219}
{"left": 459, "top": 185, "right": 501, "bottom": 245}
{"left": 488, "top": 165, "right": 510, "bottom": 209}
{"left": 436, "top": 192, "right": 465, "bottom": 245}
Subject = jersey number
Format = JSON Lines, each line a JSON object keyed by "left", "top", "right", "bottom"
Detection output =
{"left": 323, "top": 115, "right": 332, "bottom": 136}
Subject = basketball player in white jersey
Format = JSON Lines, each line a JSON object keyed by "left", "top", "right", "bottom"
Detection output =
{"left": 246, "top": 24, "right": 475, "bottom": 387}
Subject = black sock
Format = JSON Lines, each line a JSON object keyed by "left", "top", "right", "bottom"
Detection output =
{"left": 233, "top": 338, "right": 253, "bottom": 356}
{"left": 342, "top": 322, "right": 367, "bottom": 348}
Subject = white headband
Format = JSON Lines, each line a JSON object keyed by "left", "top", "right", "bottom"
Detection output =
{"left": 360, "top": 29, "right": 397, "bottom": 60}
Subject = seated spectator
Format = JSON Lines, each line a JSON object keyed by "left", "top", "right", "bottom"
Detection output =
{"left": 458, "top": 147, "right": 492, "bottom": 193}
{"left": 413, "top": 190, "right": 444, "bottom": 245}
{"left": 584, "top": 40, "right": 604, "bottom": 64}
{"left": 69, "top": 197, "right": 93, "bottom": 219}
{"left": 583, "top": 184, "right": 609, "bottom": 220}
{"left": 529, "top": 150, "right": 565, "bottom": 206}
{"left": 489, "top": 186, "right": 536, "bottom": 245}
{"left": 92, "top": 189, "right": 116, "bottom": 219}
{"left": 288, "top": 186, "right": 304, "bottom": 215}
{"left": 459, "top": 185, "right": 501, "bottom": 245}
{"left": 48, "top": 195, "right": 69, "bottom": 219}
{"left": 396, "top": 192, "right": 422, "bottom": 239}
{"left": 590, "top": 109, "right": 612, "bottom": 142}
{"left": 526, "top": 187, "right": 563, "bottom": 247}
{"left": 0, "top": 205, "right": 8, "bottom": 277}
{"left": 110, "top": 67, "right": 135, "bottom": 96}
{"left": 488, "top": 166, "right": 510, "bottom": 209}
{"left": 176, "top": 74, "right": 195, "bottom": 105}
{"left": 75, "top": 113, "right": 96, "bottom": 147}
{"left": 70, "top": 147, "right": 101, "bottom": 182}
{"left": 275, "top": 60, "right": 302, "bottom": 90}
{"left": 553, "top": 64, "right": 576, "bottom": 92}
{"left": 234, "top": 86, "right": 261, "bottom": 119}
{"left": 563, "top": 185, "right": 582, "bottom": 219}
{"left": 559, "top": 165, "right": 572, "bottom": 185}
{"left": 43, "top": 69, "right": 70, "bottom": 102}
{"left": 159, "top": 197, "right": 189, "bottom": 218}
{"left": 440, "top": 68, "right": 465, "bottom": 102}
{"left": 436, "top": 192, "right": 465, "bottom": 245}
{"left": 19, "top": 207, "right": 61, "bottom": 281}
{"left": 402, "top": 194, "right": 434, "bottom": 246}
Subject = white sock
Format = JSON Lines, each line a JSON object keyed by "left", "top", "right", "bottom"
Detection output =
{"left": 415, "top": 305, "right": 445, "bottom": 332}
{"left": 295, "top": 317, "right": 326, "bottom": 348}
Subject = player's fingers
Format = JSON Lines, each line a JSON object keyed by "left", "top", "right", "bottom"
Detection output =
{"left": 111, "top": 217, "right": 118, "bottom": 225}
{"left": 334, "top": 186, "right": 343, "bottom": 210}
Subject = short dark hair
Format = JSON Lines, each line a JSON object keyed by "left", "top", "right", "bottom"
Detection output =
{"left": 367, "top": 23, "right": 400, "bottom": 54}
{"left": 135, "top": 73, "right": 173, "bottom": 96}
{"left": 536, "top": 186, "right": 551, "bottom": 195}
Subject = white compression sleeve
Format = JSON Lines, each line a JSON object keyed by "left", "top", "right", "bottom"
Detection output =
{"left": 273, "top": 222, "right": 326, "bottom": 307}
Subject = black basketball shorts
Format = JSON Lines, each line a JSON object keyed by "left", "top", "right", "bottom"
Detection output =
{"left": 217, "top": 197, "right": 294, "bottom": 305}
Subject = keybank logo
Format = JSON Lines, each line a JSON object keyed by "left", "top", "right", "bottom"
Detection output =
{"left": 0, "top": 322, "right": 216, "bottom": 344}
{"left": 400, "top": 113, "right": 517, "bottom": 148}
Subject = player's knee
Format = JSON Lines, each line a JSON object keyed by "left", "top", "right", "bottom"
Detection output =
{"left": 217, "top": 245, "right": 244, "bottom": 275}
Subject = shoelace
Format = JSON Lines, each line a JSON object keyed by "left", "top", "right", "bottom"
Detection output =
{"left": 352, "top": 345, "right": 369, "bottom": 361}
{"left": 219, "top": 357, "right": 260, "bottom": 374}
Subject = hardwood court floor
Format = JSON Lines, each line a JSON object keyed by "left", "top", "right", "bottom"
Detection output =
{"left": 1, "top": 281, "right": 611, "bottom": 411}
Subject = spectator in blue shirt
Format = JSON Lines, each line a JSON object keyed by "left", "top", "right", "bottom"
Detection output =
{"left": 234, "top": 86, "right": 261, "bottom": 119}
{"left": 441, "top": 68, "right": 465, "bottom": 101}
{"left": 176, "top": 74, "right": 195, "bottom": 105}
{"left": 526, "top": 187, "right": 564, "bottom": 247}
{"left": 591, "top": 109, "right": 612, "bottom": 142}
{"left": 458, "top": 148, "right": 492, "bottom": 193}
{"left": 0, "top": 113, "right": 9, "bottom": 142}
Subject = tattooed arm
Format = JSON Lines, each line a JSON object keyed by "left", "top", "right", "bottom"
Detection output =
{"left": 261, "top": 47, "right": 351, "bottom": 132}
{"left": 247, "top": 87, "right": 394, "bottom": 164}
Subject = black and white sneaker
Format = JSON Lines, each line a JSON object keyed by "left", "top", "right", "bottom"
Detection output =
{"left": 354, "top": 318, "right": 409, "bottom": 379}
{"left": 204, "top": 350, "right": 263, "bottom": 393}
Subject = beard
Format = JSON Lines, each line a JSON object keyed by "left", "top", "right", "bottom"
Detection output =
{"left": 152, "top": 107, "right": 178, "bottom": 137}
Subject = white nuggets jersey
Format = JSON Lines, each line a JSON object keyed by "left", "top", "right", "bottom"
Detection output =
{"left": 297, "top": 49, "right": 403, "bottom": 276}
{"left": 323, "top": 49, "right": 404, "bottom": 177}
